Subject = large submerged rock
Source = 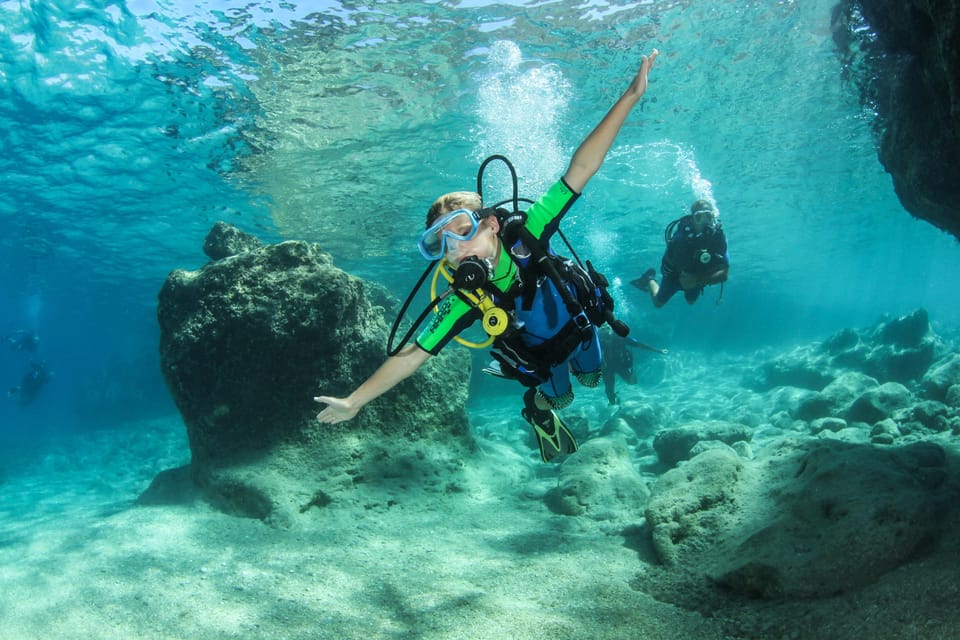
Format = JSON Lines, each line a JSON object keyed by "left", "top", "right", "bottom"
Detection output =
{"left": 640, "top": 439, "right": 960, "bottom": 608}
{"left": 146, "top": 222, "right": 474, "bottom": 525}
{"left": 832, "top": 0, "right": 960, "bottom": 240}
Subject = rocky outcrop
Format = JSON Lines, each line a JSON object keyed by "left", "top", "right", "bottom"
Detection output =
{"left": 545, "top": 437, "right": 650, "bottom": 523}
{"left": 640, "top": 439, "right": 959, "bottom": 609}
{"left": 741, "top": 309, "right": 960, "bottom": 445}
{"left": 832, "top": 0, "right": 960, "bottom": 240}
{"left": 744, "top": 309, "right": 942, "bottom": 393}
{"left": 147, "top": 222, "right": 474, "bottom": 524}
{"left": 652, "top": 420, "right": 752, "bottom": 467}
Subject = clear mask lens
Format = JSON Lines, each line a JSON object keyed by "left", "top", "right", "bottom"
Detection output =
{"left": 418, "top": 209, "right": 480, "bottom": 260}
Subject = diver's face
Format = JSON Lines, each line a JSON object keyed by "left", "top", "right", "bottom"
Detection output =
{"left": 691, "top": 211, "right": 714, "bottom": 232}
{"left": 444, "top": 217, "right": 500, "bottom": 266}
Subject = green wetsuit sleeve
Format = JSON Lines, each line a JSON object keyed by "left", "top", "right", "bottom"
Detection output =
{"left": 523, "top": 178, "right": 580, "bottom": 240}
{"left": 415, "top": 293, "right": 481, "bottom": 355}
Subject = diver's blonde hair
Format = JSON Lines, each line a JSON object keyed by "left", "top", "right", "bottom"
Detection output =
{"left": 425, "top": 191, "right": 482, "bottom": 227}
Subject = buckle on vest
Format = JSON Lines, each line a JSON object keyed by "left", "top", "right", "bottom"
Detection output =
{"left": 572, "top": 312, "right": 592, "bottom": 332}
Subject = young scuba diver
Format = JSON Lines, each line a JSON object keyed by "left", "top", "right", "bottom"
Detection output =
{"left": 315, "top": 49, "right": 659, "bottom": 462}
{"left": 633, "top": 199, "right": 729, "bottom": 306}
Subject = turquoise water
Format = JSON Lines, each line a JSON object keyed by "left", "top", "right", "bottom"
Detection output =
{"left": 1, "top": 0, "right": 957, "bottom": 435}
{"left": 3, "top": 3, "right": 960, "bottom": 638}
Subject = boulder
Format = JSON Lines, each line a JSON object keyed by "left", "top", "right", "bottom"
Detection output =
{"left": 810, "top": 417, "right": 848, "bottom": 434}
{"left": 545, "top": 437, "right": 650, "bottom": 522}
{"left": 645, "top": 448, "right": 744, "bottom": 566}
{"left": 860, "top": 310, "right": 939, "bottom": 383}
{"left": 152, "top": 223, "right": 474, "bottom": 524}
{"left": 795, "top": 371, "right": 879, "bottom": 421}
{"left": 639, "top": 438, "right": 956, "bottom": 606}
{"left": 911, "top": 400, "right": 952, "bottom": 431}
{"left": 710, "top": 441, "right": 949, "bottom": 599}
{"left": 922, "top": 353, "right": 960, "bottom": 402}
{"left": 742, "top": 347, "right": 834, "bottom": 392}
{"left": 202, "top": 221, "right": 264, "bottom": 261}
{"left": 845, "top": 382, "right": 913, "bottom": 424}
{"left": 652, "top": 421, "right": 752, "bottom": 467}
{"left": 751, "top": 310, "right": 941, "bottom": 403}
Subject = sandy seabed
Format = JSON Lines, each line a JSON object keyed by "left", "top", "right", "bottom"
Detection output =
{"left": 3, "top": 347, "right": 960, "bottom": 640}
{"left": 0, "top": 416, "right": 725, "bottom": 640}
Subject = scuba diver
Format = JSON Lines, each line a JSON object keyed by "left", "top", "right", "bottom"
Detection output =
{"left": 5, "top": 329, "right": 39, "bottom": 353}
{"left": 632, "top": 199, "right": 729, "bottom": 306}
{"left": 599, "top": 328, "right": 668, "bottom": 405}
{"left": 8, "top": 361, "right": 51, "bottom": 408}
{"left": 600, "top": 329, "right": 640, "bottom": 406}
{"left": 315, "top": 49, "right": 659, "bottom": 463}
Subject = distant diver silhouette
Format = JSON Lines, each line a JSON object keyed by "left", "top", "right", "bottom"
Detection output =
{"left": 8, "top": 361, "right": 51, "bottom": 408}
{"left": 5, "top": 330, "right": 39, "bottom": 353}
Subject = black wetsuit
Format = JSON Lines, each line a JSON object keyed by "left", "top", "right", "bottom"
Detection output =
{"left": 600, "top": 331, "right": 640, "bottom": 405}
{"left": 656, "top": 217, "right": 729, "bottom": 305}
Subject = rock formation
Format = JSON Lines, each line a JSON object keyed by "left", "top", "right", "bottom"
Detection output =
{"left": 832, "top": 0, "right": 960, "bottom": 240}
{"left": 145, "top": 222, "right": 474, "bottom": 525}
{"left": 627, "top": 307, "right": 960, "bottom": 631}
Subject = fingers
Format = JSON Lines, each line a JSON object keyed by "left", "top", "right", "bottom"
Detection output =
{"left": 642, "top": 49, "right": 659, "bottom": 71}
{"left": 314, "top": 395, "right": 339, "bottom": 424}
{"left": 317, "top": 411, "right": 340, "bottom": 425}
{"left": 315, "top": 395, "right": 356, "bottom": 424}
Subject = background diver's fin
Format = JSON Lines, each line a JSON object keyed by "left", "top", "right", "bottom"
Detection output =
{"left": 481, "top": 360, "right": 507, "bottom": 378}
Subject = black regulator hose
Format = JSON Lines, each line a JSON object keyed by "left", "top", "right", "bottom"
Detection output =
{"left": 387, "top": 261, "right": 444, "bottom": 356}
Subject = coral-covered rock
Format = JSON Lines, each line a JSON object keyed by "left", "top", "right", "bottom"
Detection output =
{"left": 154, "top": 223, "right": 474, "bottom": 523}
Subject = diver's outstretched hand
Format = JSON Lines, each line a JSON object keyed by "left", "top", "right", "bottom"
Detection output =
{"left": 626, "top": 48, "right": 659, "bottom": 100}
{"left": 314, "top": 395, "right": 357, "bottom": 424}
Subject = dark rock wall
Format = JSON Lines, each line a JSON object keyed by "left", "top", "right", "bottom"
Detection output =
{"left": 832, "top": 0, "right": 960, "bottom": 240}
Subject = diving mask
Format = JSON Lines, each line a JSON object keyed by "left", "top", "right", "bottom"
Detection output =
{"left": 692, "top": 210, "right": 716, "bottom": 227}
{"left": 418, "top": 208, "right": 482, "bottom": 261}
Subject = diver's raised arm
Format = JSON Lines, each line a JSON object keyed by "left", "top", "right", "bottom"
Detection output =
{"left": 563, "top": 49, "right": 659, "bottom": 193}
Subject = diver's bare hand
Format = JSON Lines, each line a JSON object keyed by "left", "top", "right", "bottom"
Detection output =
{"left": 314, "top": 395, "right": 358, "bottom": 424}
{"left": 626, "top": 48, "right": 659, "bottom": 100}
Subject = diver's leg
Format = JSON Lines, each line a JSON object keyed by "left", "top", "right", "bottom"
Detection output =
{"left": 520, "top": 367, "right": 578, "bottom": 462}
{"left": 572, "top": 328, "right": 602, "bottom": 388}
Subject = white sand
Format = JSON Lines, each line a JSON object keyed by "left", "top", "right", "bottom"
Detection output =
{"left": 2, "top": 347, "right": 959, "bottom": 639}
{"left": 0, "top": 418, "right": 727, "bottom": 639}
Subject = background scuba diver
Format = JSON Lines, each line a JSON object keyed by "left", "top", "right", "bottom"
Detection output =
{"left": 315, "top": 48, "right": 659, "bottom": 463}
{"left": 8, "top": 361, "right": 51, "bottom": 408}
{"left": 633, "top": 199, "right": 729, "bottom": 307}
{"left": 599, "top": 328, "right": 667, "bottom": 405}
{"left": 5, "top": 329, "right": 39, "bottom": 353}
